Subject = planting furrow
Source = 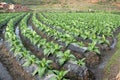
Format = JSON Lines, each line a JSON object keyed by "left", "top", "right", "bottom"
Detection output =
{"left": 0, "top": 43, "right": 34, "bottom": 80}
{"left": 4, "top": 13, "right": 84, "bottom": 80}
{"left": 31, "top": 13, "right": 100, "bottom": 67}
{"left": 4, "top": 13, "right": 37, "bottom": 80}
{"left": 19, "top": 30, "right": 95, "bottom": 80}
{"left": 0, "top": 12, "right": 119, "bottom": 80}
{"left": 37, "top": 13, "right": 94, "bottom": 41}
{"left": 0, "top": 13, "right": 22, "bottom": 40}
{"left": 37, "top": 13, "right": 115, "bottom": 54}
{"left": 0, "top": 13, "right": 20, "bottom": 28}
{"left": 19, "top": 13, "right": 95, "bottom": 79}
{"left": 0, "top": 25, "right": 33, "bottom": 80}
{"left": 5, "top": 13, "right": 52, "bottom": 80}
{"left": 39, "top": 13, "right": 119, "bottom": 51}
{"left": 36, "top": 13, "right": 90, "bottom": 53}
{"left": 42, "top": 13, "right": 120, "bottom": 37}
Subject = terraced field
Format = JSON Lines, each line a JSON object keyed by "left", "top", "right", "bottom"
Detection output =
{"left": 0, "top": 12, "right": 120, "bottom": 80}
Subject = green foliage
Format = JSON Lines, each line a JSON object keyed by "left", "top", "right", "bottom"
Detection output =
{"left": 5, "top": 13, "right": 54, "bottom": 78}
{"left": 88, "top": 42, "right": 100, "bottom": 54}
{"left": 23, "top": 54, "right": 36, "bottom": 66}
{"left": 4, "top": 12, "right": 120, "bottom": 80}
{"left": 57, "top": 50, "right": 76, "bottom": 65}
{"left": 99, "top": 35, "right": 110, "bottom": 45}
{"left": 77, "top": 58, "right": 86, "bottom": 66}
{"left": 51, "top": 70, "right": 68, "bottom": 80}
{"left": 37, "top": 12, "right": 120, "bottom": 54}
{"left": 32, "top": 58, "right": 52, "bottom": 76}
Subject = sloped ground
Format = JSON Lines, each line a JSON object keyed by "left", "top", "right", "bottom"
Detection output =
{"left": 0, "top": 0, "right": 120, "bottom": 12}
{"left": 26, "top": 0, "right": 120, "bottom": 12}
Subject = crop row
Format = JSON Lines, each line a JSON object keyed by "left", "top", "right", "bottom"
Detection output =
{"left": 36, "top": 13, "right": 120, "bottom": 54}
{"left": 31, "top": 13, "right": 101, "bottom": 68}
{"left": 33, "top": 13, "right": 101, "bottom": 54}
{"left": 43, "top": 13, "right": 120, "bottom": 37}
{"left": 2, "top": 12, "right": 120, "bottom": 80}
{"left": 32, "top": 13, "right": 95, "bottom": 57}
{"left": 5, "top": 13, "right": 58, "bottom": 79}
{"left": 3, "top": 12, "right": 93, "bottom": 80}
{"left": 19, "top": 13, "right": 91, "bottom": 79}
{"left": 0, "top": 13, "right": 20, "bottom": 28}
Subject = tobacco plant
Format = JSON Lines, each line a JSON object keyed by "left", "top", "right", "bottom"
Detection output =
{"left": 57, "top": 50, "right": 76, "bottom": 65}
{"left": 51, "top": 70, "right": 68, "bottom": 80}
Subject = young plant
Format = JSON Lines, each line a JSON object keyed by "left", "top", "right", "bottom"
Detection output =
{"left": 39, "top": 39, "right": 46, "bottom": 48}
{"left": 51, "top": 70, "right": 68, "bottom": 80}
{"left": 76, "top": 58, "right": 86, "bottom": 66}
{"left": 43, "top": 42, "right": 54, "bottom": 56}
{"left": 99, "top": 35, "right": 110, "bottom": 45}
{"left": 78, "top": 42, "right": 85, "bottom": 48}
{"left": 88, "top": 41, "right": 100, "bottom": 54}
{"left": 57, "top": 50, "right": 76, "bottom": 65}
{"left": 23, "top": 54, "right": 36, "bottom": 66}
{"left": 32, "top": 58, "right": 52, "bottom": 77}
{"left": 44, "top": 41, "right": 62, "bottom": 56}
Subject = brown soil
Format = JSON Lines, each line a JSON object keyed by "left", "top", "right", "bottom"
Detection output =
{"left": 0, "top": 44, "right": 35, "bottom": 80}
{"left": 29, "top": 18, "right": 120, "bottom": 80}
{"left": 19, "top": 28, "right": 95, "bottom": 80}
{"left": 104, "top": 55, "right": 120, "bottom": 80}
{"left": 88, "top": 0, "right": 99, "bottom": 3}
{"left": 30, "top": 18, "right": 100, "bottom": 68}
{"left": 37, "top": 0, "right": 119, "bottom": 11}
{"left": 113, "top": 2, "right": 120, "bottom": 7}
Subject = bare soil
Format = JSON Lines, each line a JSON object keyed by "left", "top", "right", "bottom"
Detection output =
{"left": 0, "top": 23, "right": 35, "bottom": 80}
{"left": 0, "top": 44, "right": 35, "bottom": 80}
{"left": 0, "top": 11, "right": 120, "bottom": 80}
{"left": 29, "top": 0, "right": 120, "bottom": 12}
{"left": 103, "top": 58, "right": 120, "bottom": 80}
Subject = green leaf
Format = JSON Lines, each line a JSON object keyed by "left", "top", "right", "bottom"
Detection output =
{"left": 44, "top": 49, "right": 50, "bottom": 56}
{"left": 69, "top": 54, "right": 76, "bottom": 60}
{"left": 50, "top": 76, "right": 57, "bottom": 80}
{"left": 23, "top": 61, "right": 31, "bottom": 67}
{"left": 53, "top": 70, "right": 68, "bottom": 80}
{"left": 37, "top": 43, "right": 41, "bottom": 48}
{"left": 32, "top": 68, "right": 38, "bottom": 76}
{"left": 94, "top": 48, "right": 100, "bottom": 54}
{"left": 10, "top": 47, "right": 15, "bottom": 52}
{"left": 57, "top": 51, "right": 63, "bottom": 57}
{"left": 105, "top": 40, "right": 110, "bottom": 45}
{"left": 50, "top": 48, "right": 55, "bottom": 54}
{"left": 77, "top": 58, "right": 86, "bottom": 66}
{"left": 46, "top": 60, "right": 53, "bottom": 65}
{"left": 38, "top": 67, "right": 46, "bottom": 77}
{"left": 59, "top": 58, "right": 66, "bottom": 65}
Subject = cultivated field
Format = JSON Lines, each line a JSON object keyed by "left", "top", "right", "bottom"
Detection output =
{"left": 0, "top": 12, "right": 120, "bottom": 80}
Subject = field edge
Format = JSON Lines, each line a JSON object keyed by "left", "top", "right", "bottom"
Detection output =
{"left": 104, "top": 33, "right": 120, "bottom": 80}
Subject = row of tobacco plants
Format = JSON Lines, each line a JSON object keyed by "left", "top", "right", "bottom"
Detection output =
{"left": 1, "top": 12, "right": 120, "bottom": 80}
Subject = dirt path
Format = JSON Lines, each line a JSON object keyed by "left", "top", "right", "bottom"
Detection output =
{"left": 104, "top": 34, "right": 120, "bottom": 80}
